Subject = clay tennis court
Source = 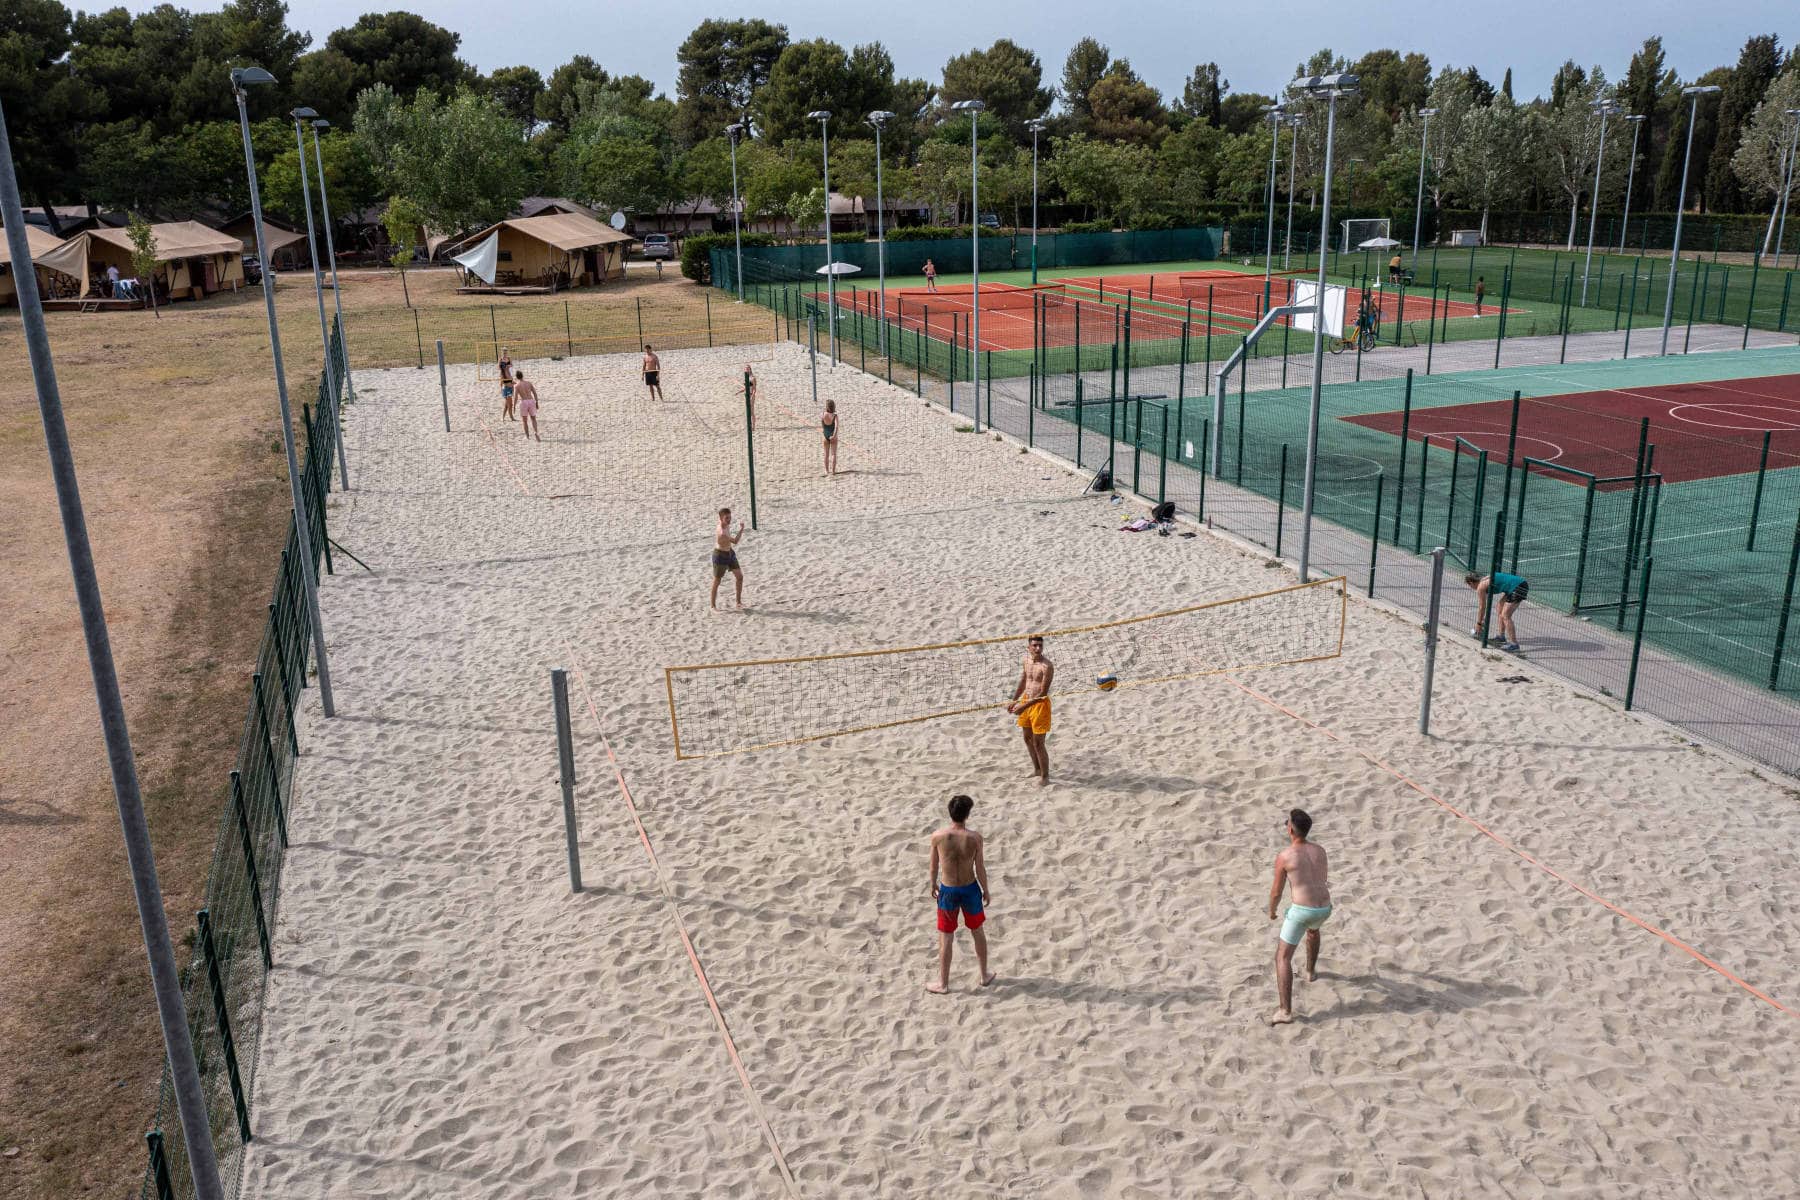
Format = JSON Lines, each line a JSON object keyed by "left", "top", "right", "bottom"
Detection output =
{"left": 1343, "top": 372, "right": 1800, "bottom": 485}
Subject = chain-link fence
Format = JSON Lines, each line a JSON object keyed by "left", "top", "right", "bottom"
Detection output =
{"left": 136, "top": 323, "right": 345, "bottom": 1200}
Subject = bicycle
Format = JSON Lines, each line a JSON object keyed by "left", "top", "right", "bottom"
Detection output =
{"left": 1329, "top": 320, "right": 1379, "bottom": 354}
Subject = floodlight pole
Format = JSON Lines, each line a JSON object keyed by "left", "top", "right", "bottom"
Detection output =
{"left": 1617, "top": 114, "right": 1645, "bottom": 253}
{"left": 308, "top": 120, "right": 354, "bottom": 490}
{"left": 1263, "top": 104, "right": 1283, "bottom": 281}
{"left": 1661, "top": 86, "right": 1721, "bottom": 355}
{"left": 1296, "top": 74, "right": 1357, "bottom": 584}
{"left": 237, "top": 72, "right": 336, "bottom": 717}
{"left": 292, "top": 111, "right": 347, "bottom": 493}
{"left": 0, "top": 96, "right": 226, "bottom": 1200}
{"left": 1028, "top": 118, "right": 1046, "bottom": 284}
{"left": 1773, "top": 110, "right": 1800, "bottom": 269}
{"left": 1283, "top": 114, "right": 1302, "bottom": 269}
{"left": 1411, "top": 107, "right": 1436, "bottom": 273}
{"left": 868, "top": 111, "right": 895, "bottom": 353}
{"left": 953, "top": 99, "right": 986, "bottom": 425}
{"left": 809, "top": 110, "right": 836, "bottom": 363}
{"left": 1581, "top": 99, "right": 1616, "bottom": 306}
{"left": 726, "top": 123, "right": 744, "bottom": 301}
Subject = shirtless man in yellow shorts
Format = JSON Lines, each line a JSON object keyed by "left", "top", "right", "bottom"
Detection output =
{"left": 1007, "top": 635, "right": 1054, "bottom": 785}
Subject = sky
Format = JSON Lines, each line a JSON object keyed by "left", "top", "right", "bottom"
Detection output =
{"left": 139, "top": 0, "right": 1798, "bottom": 104}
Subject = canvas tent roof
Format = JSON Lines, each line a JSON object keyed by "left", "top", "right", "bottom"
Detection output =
{"left": 0, "top": 224, "right": 67, "bottom": 266}
{"left": 86, "top": 221, "right": 242, "bottom": 262}
{"left": 221, "top": 215, "right": 306, "bottom": 256}
{"left": 460, "top": 212, "right": 635, "bottom": 254}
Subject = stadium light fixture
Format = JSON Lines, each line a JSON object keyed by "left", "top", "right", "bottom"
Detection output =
{"left": 807, "top": 110, "right": 836, "bottom": 361}
{"left": 1287, "top": 72, "right": 1358, "bottom": 583}
{"left": 290, "top": 106, "right": 346, "bottom": 491}
{"left": 1262, "top": 103, "right": 1285, "bottom": 280}
{"left": 1283, "top": 112, "right": 1304, "bottom": 269}
{"left": 1412, "top": 108, "right": 1438, "bottom": 273}
{"left": 952, "top": 99, "right": 986, "bottom": 427}
{"left": 1581, "top": 97, "right": 1621, "bottom": 305}
{"left": 867, "top": 110, "right": 895, "bottom": 349}
{"left": 1027, "top": 117, "right": 1048, "bottom": 284}
{"left": 1618, "top": 113, "right": 1647, "bottom": 252}
{"left": 1661, "top": 85, "right": 1723, "bottom": 354}
{"left": 1772, "top": 109, "right": 1800, "bottom": 269}
{"left": 234, "top": 69, "right": 334, "bottom": 717}
{"left": 308, "top": 115, "right": 357, "bottom": 481}
{"left": 725, "top": 122, "right": 746, "bottom": 300}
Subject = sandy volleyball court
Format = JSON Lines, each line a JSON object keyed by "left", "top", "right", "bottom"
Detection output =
{"left": 241, "top": 342, "right": 1799, "bottom": 1198}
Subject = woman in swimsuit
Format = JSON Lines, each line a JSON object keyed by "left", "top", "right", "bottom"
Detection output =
{"left": 498, "top": 348, "right": 515, "bottom": 420}
{"left": 821, "top": 399, "right": 839, "bottom": 476}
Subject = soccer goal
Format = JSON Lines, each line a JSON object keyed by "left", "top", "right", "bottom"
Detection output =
{"left": 664, "top": 576, "right": 1348, "bottom": 758}
{"left": 1340, "top": 218, "right": 1391, "bottom": 251}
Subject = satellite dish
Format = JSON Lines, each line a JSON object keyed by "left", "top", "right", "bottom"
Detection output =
{"left": 608, "top": 211, "right": 627, "bottom": 231}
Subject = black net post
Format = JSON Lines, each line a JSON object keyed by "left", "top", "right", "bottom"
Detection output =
{"left": 146, "top": 1131, "right": 176, "bottom": 1200}
{"left": 1618, "top": 417, "right": 1651, "bottom": 629}
{"left": 1425, "top": 285, "right": 1437, "bottom": 375}
{"left": 197, "top": 908, "right": 252, "bottom": 1145}
{"left": 1479, "top": 507, "right": 1506, "bottom": 649}
{"left": 1748, "top": 430, "right": 1773, "bottom": 551}
{"left": 565, "top": 300, "right": 573, "bottom": 356}
{"left": 413, "top": 309, "right": 423, "bottom": 368}
{"left": 252, "top": 671, "right": 289, "bottom": 846}
{"left": 1742, "top": 257, "right": 1760, "bottom": 349}
{"left": 1571, "top": 478, "right": 1598, "bottom": 611}
{"left": 1198, "top": 417, "right": 1210, "bottom": 520}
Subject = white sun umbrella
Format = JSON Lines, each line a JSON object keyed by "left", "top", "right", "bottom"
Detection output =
{"left": 1359, "top": 236, "right": 1402, "bottom": 249}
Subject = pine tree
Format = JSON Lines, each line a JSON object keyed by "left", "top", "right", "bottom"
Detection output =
{"left": 1500, "top": 68, "right": 1512, "bottom": 101}
{"left": 1704, "top": 35, "right": 1781, "bottom": 213}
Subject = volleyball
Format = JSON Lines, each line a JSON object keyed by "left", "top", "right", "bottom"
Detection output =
{"left": 1096, "top": 674, "right": 1119, "bottom": 691}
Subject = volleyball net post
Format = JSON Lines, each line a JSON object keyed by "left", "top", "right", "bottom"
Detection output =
{"left": 1420, "top": 546, "right": 1446, "bottom": 736}
{"left": 550, "top": 668, "right": 583, "bottom": 893}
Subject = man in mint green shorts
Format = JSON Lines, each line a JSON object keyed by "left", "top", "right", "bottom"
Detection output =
{"left": 1267, "top": 808, "right": 1331, "bottom": 1026}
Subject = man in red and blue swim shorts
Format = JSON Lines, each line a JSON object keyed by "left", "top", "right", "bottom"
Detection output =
{"left": 927, "top": 793, "right": 995, "bottom": 994}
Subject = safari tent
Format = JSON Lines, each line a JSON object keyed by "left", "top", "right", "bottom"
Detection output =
{"left": 220, "top": 214, "right": 310, "bottom": 271}
{"left": 451, "top": 212, "right": 633, "bottom": 292}
{"left": 77, "top": 221, "right": 245, "bottom": 301}
{"left": 0, "top": 225, "right": 85, "bottom": 304}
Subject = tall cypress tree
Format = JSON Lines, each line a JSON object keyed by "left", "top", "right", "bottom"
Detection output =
{"left": 1620, "top": 38, "right": 1671, "bottom": 218}
{"left": 1704, "top": 35, "right": 1781, "bottom": 213}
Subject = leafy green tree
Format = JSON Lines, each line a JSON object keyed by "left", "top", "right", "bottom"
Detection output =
{"left": 740, "top": 141, "right": 812, "bottom": 235}
{"left": 755, "top": 38, "right": 894, "bottom": 145}
{"left": 165, "top": 0, "right": 310, "bottom": 125}
{"left": 0, "top": 0, "right": 105, "bottom": 226}
{"left": 484, "top": 65, "right": 545, "bottom": 130}
{"left": 1159, "top": 119, "right": 1226, "bottom": 201}
{"left": 1088, "top": 61, "right": 1168, "bottom": 146}
{"left": 829, "top": 137, "right": 879, "bottom": 219}
{"left": 938, "top": 39, "right": 1051, "bottom": 140}
{"left": 787, "top": 184, "right": 825, "bottom": 238}
{"left": 1548, "top": 61, "right": 1588, "bottom": 109}
{"left": 357, "top": 86, "right": 528, "bottom": 233}
{"left": 291, "top": 48, "right": 362, "bottom": 126}
{"left": 69, "top": 4, "right": 190, "bottom": 132}
{"left": 537, "top": 55, "right": 608, "bottom": 131}
{"left": 1350, "top": 49, "right": 1431, "bottom": 121}
{"left": 913, "top": 139, "right": 968, "bottom": 223}
{"left": 1219, "top": 92, "right": 1276, "bottom": 136}
{"left": 1732, "top": 70, "right": 1800, "bottom": 255}
{"left": 1534, "top": 66, "right": 1622, "bottom": 247}
{"left": 1447, "top": 98, "right": 1531, "bottom": 240}
{"left": 381, "top": 195, "right": 423, "bottom": 305}
{"left": 674, "top": 18, "right": 789, "bottom": 144}
{"left": 676, "top": 136, "right": 737, "bottom": 225}
{"left": 126, "top": 211, "right": 159, "bottom": 315}
{"left": 572, "top": 138, "right": 669, "bottom": 215}
{"left": 1059, "top": 38, "right": 1110, "bottom": 132}
{"left": 262, "top": 130, "right": 381, "bottom": 229}
{"left": 1048, "top": 134, "right": 1134, "bottom": 221}
{"left": 325, "top": 11, "right": 469, "bottom": 103}
{"left": 1705, "top": 34, "right": 1782, "bottom": 213}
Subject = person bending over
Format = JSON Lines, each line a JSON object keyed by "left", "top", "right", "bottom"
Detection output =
{"left": 1465, "top": 570, "right": 1528, "bottom": 652}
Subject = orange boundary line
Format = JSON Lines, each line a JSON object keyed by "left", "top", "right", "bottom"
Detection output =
{"left": 1225, "top": 676, "right": 1795, "bottom": 1020}
{"left": 477, "top": 411, "right": 531, "bottom": 496}
{"left": 562, "top": 650, "right": 801, "bottom": 1196}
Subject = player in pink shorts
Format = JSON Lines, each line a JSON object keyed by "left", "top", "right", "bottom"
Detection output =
{"left": 514, "top": 370, "right": 540, "bottom": 441}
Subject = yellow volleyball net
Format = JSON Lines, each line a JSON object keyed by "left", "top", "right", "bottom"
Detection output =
{"left": 664, "top": 575, "right": 1348, "bottom": 759}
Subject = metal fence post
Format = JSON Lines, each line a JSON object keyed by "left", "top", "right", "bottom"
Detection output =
{"left": 1275, "top": 443, "right": 1289, "bottom": 557}
{"left": 146, "top": 1131, "right": 176, "bottom": 1200}
{"left": 745, "top": 367, "right": 759, "bottom": 530}
{"left": 252, "top": 672, "right": 289, "bottom": 847}
{"left": 1420, "top": 547, "right": 1446, "bottom": 735}
{"left": 635, "top": 296, "right": 644, "bottom": 345}
{"left": 1198, "top": 417, "right": 1210, "bottom": 519}
{"left": 550, "top": 668, "right": 583, "bottom": 893}
{"left": 1393, "top": 370, "right": 1413, "bottom": 543}
{"left": 1771, "top": 506, "right": 1800, "bottom": 691}
{"left": 196, "top": 908, "right": 252, "bottom": 1144}
{"left": 413, "top": 308, "right": 423, "bottom": 368}
{"left": 1748, "top": 430, "right": 1773, "bottom": 551}
{"left": 1367, "top": 471, "right": 1384, "bottom": 596}
{"left": 229, "top": 770, "right": 273, "bottom": 968}
{"left": 565, "top": 299, "right": 573, "bottom": 357}
{"left": 1158, "top": 404, "right": 1168, "bottom": 504}
{"left": 1625, "top": 557, "right": 1655, "bottom": 710}
{"left": 436, "top": 339, "right": 449, "bottom": 432}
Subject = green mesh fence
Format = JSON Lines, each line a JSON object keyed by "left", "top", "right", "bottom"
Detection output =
{"left": 137, "top": 324, "right": 345, "bottom": 1200}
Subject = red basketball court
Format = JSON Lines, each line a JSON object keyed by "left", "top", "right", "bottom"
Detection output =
{"left": 1343, "top": 373, "right": 1800, "bottom": 484}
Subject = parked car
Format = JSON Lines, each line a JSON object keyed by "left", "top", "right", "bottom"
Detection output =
{"left": 977, "top": 212, "right": 1001, "bottom": 229}
{"left": 640, "top": 233, "right": 673, "bottom": 259}
{"left": 241, "top": 254, "right": 262, "bottom": 284}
